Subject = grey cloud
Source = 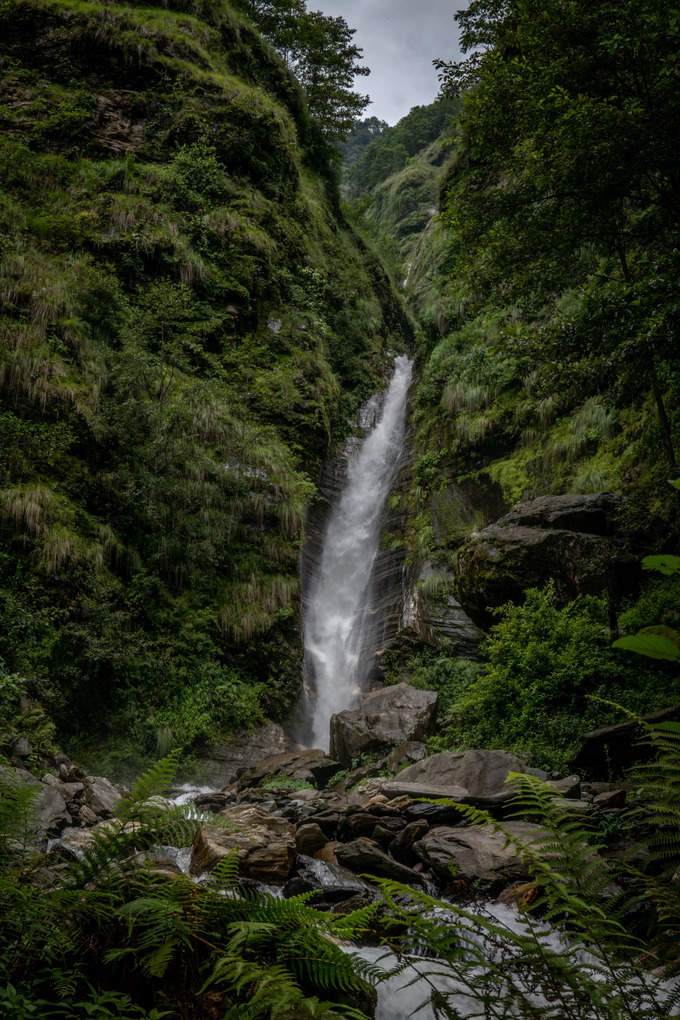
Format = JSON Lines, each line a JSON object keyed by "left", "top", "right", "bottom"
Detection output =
{"left": 312, "top": 0, "right": 463, "bottom": 123}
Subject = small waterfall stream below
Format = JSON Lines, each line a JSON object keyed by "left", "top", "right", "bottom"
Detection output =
{"left": 300, "top": 355, "right": 412, "bottom": 750}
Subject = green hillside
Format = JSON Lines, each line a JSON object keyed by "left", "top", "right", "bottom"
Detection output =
{"left": 0, "top": 0, "right": 409, "bottom": 770}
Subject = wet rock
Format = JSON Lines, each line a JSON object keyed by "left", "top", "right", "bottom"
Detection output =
{"left": 190, "top": 805, "right": 295, "bottom": 883}
{"left": 295, "top": 822, "right": 328, "bottom": 856}
{"left": 85, "top": 776, "right": 123, "bottom": 817}
{"left": 335, "top": 838, "right": 423, "bottom": 885}
{"left": 285, "top": 855, "right": 374, "bottom": 905}
{"left": 307, "top": 811, "right": 341, "bottom": 839}
{"left": 390, "top": 820, "right": 429, "bottom": 864}
{"left": 394, "top": 749, "right": 546, "bottom": 810}
{"left": 330, "top": 683, "right": 437, "bottom": 766}
{"left": 413, "top": 822, "right": 544, "bottom": 891}
{"left": 194, "top": 792, "right": 230, "bottom": 812}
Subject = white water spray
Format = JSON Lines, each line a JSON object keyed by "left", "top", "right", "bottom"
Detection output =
{"left": 302, "top": 355, "right": 412, "bottom": 750}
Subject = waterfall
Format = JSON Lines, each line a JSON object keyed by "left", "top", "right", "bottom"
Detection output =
{"left": 300, "top": 355, "right": 412, "bottom": 750}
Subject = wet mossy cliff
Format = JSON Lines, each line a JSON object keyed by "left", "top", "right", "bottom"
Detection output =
{"left": 0, "top": 0, "right": 411, "bottom": 767}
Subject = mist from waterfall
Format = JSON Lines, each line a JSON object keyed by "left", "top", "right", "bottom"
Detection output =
{"left": 301, "top": 355, "right": 412, "bottom": 751}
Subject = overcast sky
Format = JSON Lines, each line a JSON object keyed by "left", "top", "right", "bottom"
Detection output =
{"left": 312, "top": 1, "right": 464, "bottom": 125}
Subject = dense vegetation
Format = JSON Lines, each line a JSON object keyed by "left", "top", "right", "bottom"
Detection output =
{"left": 343, "top": 0, "right": 680, "bottom": 769}
{"left": 0, "top": 0, "right": 408, "bottom": 772}
{"left": 2, "top": 0, "right": 680, "bottom": 1016}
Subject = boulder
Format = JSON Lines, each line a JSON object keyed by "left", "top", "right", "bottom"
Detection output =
{"left": 496, "top": 493, "right": 624, "bottom": 536}
{"left": 284, "top": 854, "right": 374, "bottom": 905}
{"left": 194, "top": 723, "right": 290, "bottom": 787}
{"left": 85, "top": 776, "right": 122, "bottom": 817}
{"left": 393, "top": 749, "right": 546, "bottom": 809}
{"left": 235, "top": 749, "right": 329, "bottom": 790}
{"left": 548, "top": 775, "right": 581, "bottom": 798}
{"left": 190, "top": 805, "right": 295, "bottom": 883}
{"left": 593, "top": 789, "right": 627, "bottom": 810}
{"left": 390, "top": 820, "right": 429, "bottom": 864}
{"left": 387, "top": 742, "right": 427, "bottom": 773}
{"left": 32, "top": 785, "right": 72, "bottom": 838}
{"left": 455, "top": 494, "right": 636, "bottom": 626}
{"left": 335, "top": 838, "right": 424, "bottom": 885}
{"left": 413, "top": 822, "right": 544, "bottom": 891}
{"left": 295, "top": 822, "right": 328, "bottom": 856}
{"left": 381, "top": 780, "right": 469, "bottom": 802}
{"left": 572, "top": 707, "right": 680, "bottom": 777}
{"left": 330, "top": 683, "right": 437, "bottom": 766}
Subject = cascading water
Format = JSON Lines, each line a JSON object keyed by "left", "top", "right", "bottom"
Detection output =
{"left": 300, "top": 355, "right": 412, "bottom": 750}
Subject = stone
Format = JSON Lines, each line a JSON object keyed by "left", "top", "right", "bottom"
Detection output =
{"left": 394, "top": 749, "right": 545, "bottom": 809}
{"left": 85, "top": 776, "right": 122, "bottom": 817}
{"left": 381, "top": 780, "right": 469, "bottom": 801}
{"left": 593, "top": 789, "right": 627, "bottom": 810}
{"left": 315, "top": 842, "right": 341, "bottom": 866}
{"left": 390, "top": 819, "right": 429, "bottom": 863}
{"left": 12, "top": 736, "right": 32, "bottom": 758}
{"left": 285, "top": 855, "right": 374, "bottom": 904}
{"left": 308, "top": 758, "right": 345, "bottom": 788}
{"left": 194, "top": 723, "right": 290, "bottom": 788}
{"left": 548, "top": 775, "right": 581, "bottom": 798}
{"left": 79, "top": 805, "right": 98, "bottom": 826}
{"left": 194, "top": 792, "right": 230, "bottom": 812}
{"left": 572, "top": 707, "right": 680, "bottom": 777}
{"left": 455, "top": 494, "right": 637, "bottom": 627}
{"left": 406, "top": 563, "right": 486, "bottom": 656}
{"left": 335, "top": 838, "right": 424, "bottom": 885}
{"left": 295, "top": 823, "right": 328, "bottom": 856}
{"left": 190, "top": 805, "right": 295, "bottom": 883}
{"left": 348, "top": 778, "right": 389, "bottom": 806}
{"left": 32, "top": 785, "right": 72, "bottom": 838}
{"left": 413, "top": 822, "right": 545, "bottom": 891}
{"left": 235, "top": 749, "right": 328, "bottom": 790}
{"left": 387, "top": 742, "right": 428, "bottom": 773}
{"left": 496, "top": 493, "right": 624, "bottom": 536}
{"left": 330, "top": 683, "right": 438, "bottom": 766}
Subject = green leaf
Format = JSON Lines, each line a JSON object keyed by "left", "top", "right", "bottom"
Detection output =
{"left": 642, "top": 554, "right": 680, "bottom": 576}
{"left": 613, "top": 632, "right": 680, "bottom": 661}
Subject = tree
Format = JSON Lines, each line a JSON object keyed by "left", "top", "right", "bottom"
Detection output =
{"left": 236, "top": 0, "right": 370, "bottom": 139}
{"left": 436, "top": 0, "right": 680, "bottom": 465}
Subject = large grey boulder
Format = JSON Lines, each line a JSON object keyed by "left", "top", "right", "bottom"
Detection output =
{"left": 32, "top": 785, "right": 72, "bottom": 838}
{"left": 413, "top": 822, "right": 544, "bottom": 890}
{"left": 235, "top": 749, "right": 342, "bottom": 791}
{"left": 190, "top": 804, "right": 295, "bottom": 883}
{"left": 455, "top": 493, "right": 636, "bottom": 625}
{"left": 85, "top": 776, "right": 123, "bottom": 817}
{"left": 194, "top": 723, "right": 290, "bottom": 787}
{"left": 391, "top": 749, "right": 546, "bottom": 809}
{"left": 330, "top": 683, "right": 437, "bottom": 766}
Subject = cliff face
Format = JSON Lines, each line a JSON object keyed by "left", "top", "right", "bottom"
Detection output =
{"left": 0, "top": 0, "right": 410, "bottom": 764}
